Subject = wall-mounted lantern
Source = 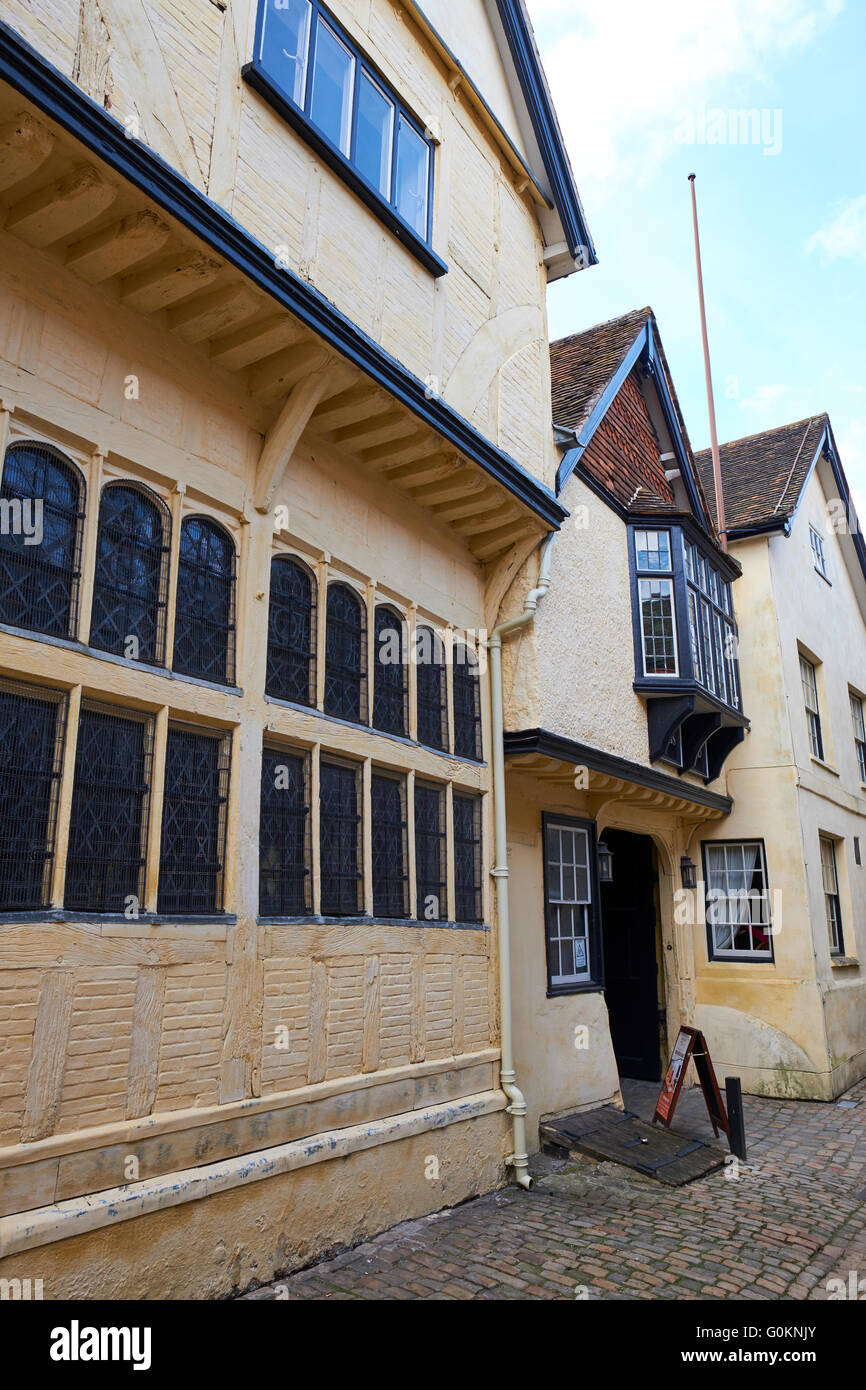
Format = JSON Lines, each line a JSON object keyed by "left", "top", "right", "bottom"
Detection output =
{"left": 597, "top": 840, "right": 614, "bottom": 883}
{"left": 680, "top": 855, "right": 697, "bottom": 890}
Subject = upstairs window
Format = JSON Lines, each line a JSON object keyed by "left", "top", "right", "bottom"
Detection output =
{"left": 90, "top": 484, "right": 170, "bottom": 665}
{"left": 684, "top": 539, "right": 739, "bottom": 707}
{"left": 453, "top": 646, "right": 482, "bottom": 761}
{"left": 810, "top": 526, "right": 829, "bottom": 581}
{"left": 851, "top": 692, "right": 866, "bottom": 784}
{"left": 173, "top": 517, "right": 236, "bottom": 686}
{"left": 324, "top": 583, "right": 366, "bottom": 723}
{"left": 249, "top": 0, "right": 440, "bottom": 270}
{"left": 267, "top": 556, "right": 316, "bottom": 707}
{"left": 820, "top": 836, "right": 843, "bottom": 955}
{"left": 0, "top": 441, "right": 84, "bottom": 639}
{"left": 634, "top": 530, "right": 677, "bottom": 676}
{"left": 800, "top": 654, "right": 823, "bottom": 761}
{"left": 372, "top": 605, "right": 407, "bottom": 737}
{"left": 416, "top": 627, "right": 447, "bottom": 752}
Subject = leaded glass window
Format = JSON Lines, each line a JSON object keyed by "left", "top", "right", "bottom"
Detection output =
{"left": 0, "top": 679, "right": 66, "bottom": 910}
{"left": 453, "top": 646, "right": 482, "bottom": 761}
{"left": 260, "top": 746, "right": 310, "bottom": 916}
{"left": 65, "top": 704, "right": 154, "bottom": 913}
{"left": 0, "top": 442, "right": 84, "bottom": 638}
{"left": 324, "top": 583, "right": 366, "bottom": 723}
{"left": 416, "top": 627, "right": 447, "bottom": 751}
{"left": 267, "top": 556, "right": 316, "bottom": 706}
{"left": 371, "top": 771, "right": 408, "bottom": 918}
{"left": 415, "top": 781, "right": 446, "bottom": 922}
{"left": 638, "top": 579, "right": 677, "bottom": 676}
{"left": 372, "top": 605, "right": 407, "bottom": 737}
{"left": 172, "top": 517, "right": 236, "bottom": 686}
{"left": 453, "top": 792, "right": 482, "bottom": 923}
{"left": 157, "top": 726, "right": 231, "bottom": 915}
{"left": 89, "top": 484, "right": 170, "bottom": 664}
{"left": 320, "top": 759, "right": 362, "bottom": 915}
{"left": 704, "top": 841, "right": 772, "bottom": 958}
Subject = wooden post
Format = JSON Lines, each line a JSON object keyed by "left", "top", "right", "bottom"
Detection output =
{"left": 76, "top": 444, "right": 106, "bottom": 645}
{"left": 49, "top": 683, "right": 82, "bottom": 908}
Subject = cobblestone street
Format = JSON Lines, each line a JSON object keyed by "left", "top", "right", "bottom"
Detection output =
{"left": 243, "top": 1078, "right": 866, "bottom": 1301}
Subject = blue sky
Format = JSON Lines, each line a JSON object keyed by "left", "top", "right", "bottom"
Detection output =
{"left": 527, "top": 0, "right": 866, "bottom": 512}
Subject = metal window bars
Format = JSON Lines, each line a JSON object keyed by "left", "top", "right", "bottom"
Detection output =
{"left": 324, "top": 582, "right": 367, "bottom": 723}
{"left": 89, "top": 484, "right": 171, "bottom": 666}
{"left": 415, "top": 626, "right": 447, "bottom": 752}
{"left": 266, "top": 556, "right": 317, "bottom": 707}
{"left": 371, "top": 770, "right": 408, "bottom": 918}
{"left": 157, "top": 724, "right": 232, "bottom": 915}
{"left": 372, "top": 604, "right": 408, "bottom": 737}
{"left": 0, "top": 442, "right": 85, "bottom": 640}
{"left": 453, "top": 791, "right": 483, "bottom": 924}
{"left": 172, "top": 516, "right": 237, "bottom": 687}
{"left": 452, "top": 645, "right": 482, "bottom": 761}
{"left": 259, "top": 745, "right": 311, "bottom": 915}
{"left": 319, "top": 758, "right": 363, "bottom": 916}
{"left": 0, "top": 678, "right": 67, "bottom": 910}
{"left": 64, "top": 701, "right": 154, "bottom": 913}
{"left": 414, "top": 780, "right": 447, "bottom": 922}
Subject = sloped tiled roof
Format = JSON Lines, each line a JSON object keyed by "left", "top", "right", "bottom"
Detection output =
{"left": 551, "top": 307, "right": 652, "bottom": 436}
{"left": 550, "top": 307, "right": 720, "bottom": 542}
{"left": 694, "top": 415, "right": 828, "bottom": 533}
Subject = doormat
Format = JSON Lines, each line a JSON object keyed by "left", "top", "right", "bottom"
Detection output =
{"left": 539, "top": 1104, "right": 726, "bottom": 1186}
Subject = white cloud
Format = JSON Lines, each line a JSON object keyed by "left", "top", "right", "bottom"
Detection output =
{"left": 805, "top": 195, "right": 866, "bottom": 263}
{"left": 739, "top": 383, "right": 792, "bottom": 413}
{"left": 526, "top": 0, "right": 843, "bottom": 193}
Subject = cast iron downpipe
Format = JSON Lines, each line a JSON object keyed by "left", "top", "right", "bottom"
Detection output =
{"left": 487, "top": 532, "right": 556, "bottom": 1191}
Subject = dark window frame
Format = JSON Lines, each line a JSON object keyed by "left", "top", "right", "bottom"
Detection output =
{"left": 0, "top": 678, "right": 68, "bottom": 911}
{"left": 324, "top": 581, "right": 367, "bottom": 725}
{"left": 172, "top": 514, "right": 237, "bottom": 687}
{"left": 89, "top": 480, "right": 171, "bottom": 666}
{"left": 319, "top": 755, "right": 363, "bottom": 916}
{"left": 266, "top": 553, "right": 317, "bottom": 707}
{"left": 453, "top": 791, "right": 483, "bottom": 925}
{"left": 0, "top": 440, "right": 86, "bottom": 641}
{"left": 157, "top": 723, "right": 232, "bottom": 916}
{"left": 372, "top": 603, "right": 408, "bottom": 738}
{"left": 541, "top": 812, "right": 604, "bottom": 996}
{"left": 415, "top": 625, "right": 447, "bottom": 753}
{"left": 414, "top": 779, "right": 447, "bottom": 923}
{"left": 452, "top": 643, "right": 483, "bottom": 762}
{"left": 244, "top": 0, "right": 445, "bottom": 277}
{"left": 259, "top": 742, "right": 312, "bottom": 917}
{"left": 64, "top": 701, "right": 154, "bottom": 913}
{"left": 701, "top": 837, "right": 775, "bottom": 963}
{"left": 371, "top": 768, "right": 409, "bottom": 919}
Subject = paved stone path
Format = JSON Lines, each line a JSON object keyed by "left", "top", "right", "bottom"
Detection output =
{"left": 242, "top": 1077, "right": 866, "bottom": 1301}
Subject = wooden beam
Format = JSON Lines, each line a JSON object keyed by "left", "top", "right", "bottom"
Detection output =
{"left": 5, "top": 164, "right": 116, "bottom": 247}
{"left": 254, "top": 368, "right": 333, "bottom": 512}
{"left": 363, "top": 432, "right": 434, "bottom": 469}
{"left": 126, "top": 967, "right": 167, "bottom": 1119}
{"left": 386, "top": 455, "right": 455, "bottom": 487}
{"left": 452, "top": 504, "right": 518, "bottom": 536}
{"left": 167, "top": 281, "right": 261, "bottom": 342}
{"left": 65, "top": 209, "right": 170, "bottom": 283}
{"left": 248, "top": 343, "right": 328, "bottom": 399}
{"left": 413, "top": 475, "right": 486, "bottom": 509}
{"left": 120, "top": 251, "right": 222, "bottom": 313}
{"left": 209, "top": 313, "right": 306, "bottom": 371}
{"left": 430, "top": 489, "right": 500, "bottom": 522}
{"left": 21, "top": 970, "right": 75, "bottom": 1142}
{"left": 310, "top": 383, "right": 388, "bottom": 433}
{"left": 471, "top": 520, "right": 530, "bottom": 560}
{"left": 0, "top": 110, "right": 55, "bottom": 192}
{"left": 331, "top": 412, "right": 415, "bottom": 453}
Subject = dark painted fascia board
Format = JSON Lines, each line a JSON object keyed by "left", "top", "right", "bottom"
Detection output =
{"left": 644, "top": 320, "right": 709, "bottom": 529}
{"left": 726, "top": 518, "right": 791, "bottom": 541}
{"left": 494, "top": 0, "right": 597, "bottom": 268}
{"left": 504, "top": 727, "right": 733, "bottom": 812}
{"left": 0, "top": 20, "right": 567, "bottom": 532}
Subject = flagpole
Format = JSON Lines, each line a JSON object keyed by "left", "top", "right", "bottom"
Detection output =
{"left": 688, "top": 173, "right": 727, "bottom": 552}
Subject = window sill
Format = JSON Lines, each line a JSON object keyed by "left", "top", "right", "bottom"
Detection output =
{"left": 546, "top": 982, "right": 604, "bottom": 998}
{"left": 814, "top": 567, "right": 832, "bottom": 586}
{"left": 0, "top": 622, "right": 242, "bottom": 696}
{"left": 830, "top": 955, "right": 860, "bottom": 969}
{"left": 0, "top": 910, "right": 237, "bottom": 927}
{"left": 242, "top": 62, "right": 448, "bottom": 279}
{"left": 258, "top": 915, "right": 489, "bottom": 932}
{"left": 264, "top": 695, "right": 487, "bottom": 768}
{"left": 810, "top": 755, "right": 839, "bottom": 776}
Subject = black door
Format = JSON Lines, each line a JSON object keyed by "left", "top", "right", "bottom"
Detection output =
{"left": 600, "top": 830, "right": 661, "bottom": 1081}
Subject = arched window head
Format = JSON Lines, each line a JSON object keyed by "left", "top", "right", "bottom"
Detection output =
{"left": 324, "top": 583, "right": 366, "bottom": 723}
{"left": 453, "top": 644, "right": 482, "bottom": 761}
{"left": 415, "top": 626, "right": 447, "bottom": 751}
{"left": 90, "top": 483, "right": 170, "bottom": 665}
{"left": 373, "top": 605, "right": 408, "bottom": 737}
{"left": 0, "top": 441, "right": 84, "bottom": 638}
{"left": 173, "top": 516, "right": 236, "bottom": 686}
{"left": 266, "top": 556, "right": 316, "bottom": 706}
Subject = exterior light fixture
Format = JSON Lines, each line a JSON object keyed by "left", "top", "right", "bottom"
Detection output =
{"left": 597, "top": 840, "right": 614, "bottom": 883}
{"left": 680, "top": 856, "right": 697, "bottom": 890}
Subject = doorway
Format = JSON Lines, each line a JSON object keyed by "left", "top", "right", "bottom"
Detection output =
{"left": 600, "top": 829, "right": 663, "bottom": 1081}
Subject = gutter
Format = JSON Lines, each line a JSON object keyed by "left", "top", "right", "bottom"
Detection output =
{"left": 487, "top": 532, "right": 556, "bottom": 1190}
